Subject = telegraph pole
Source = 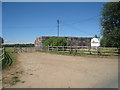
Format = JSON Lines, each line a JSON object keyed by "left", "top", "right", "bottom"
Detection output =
{"left": 57, "top": 20, "right": 59, "bottom": 37}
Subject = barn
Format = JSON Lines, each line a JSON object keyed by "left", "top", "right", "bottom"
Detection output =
{"left": 35, "top": 36, "right": 92, "bottom": 49}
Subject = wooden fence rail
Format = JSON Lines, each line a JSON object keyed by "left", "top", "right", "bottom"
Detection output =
{"left": 7, "top": 46, "right": 119, "bottom": 56}
{"left": 40, "top": 46, "right": 119, "bottom": 56}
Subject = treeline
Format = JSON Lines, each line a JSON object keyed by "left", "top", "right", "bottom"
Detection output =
{"left": 3, "top": 44, "right": 34, "bottom": 47}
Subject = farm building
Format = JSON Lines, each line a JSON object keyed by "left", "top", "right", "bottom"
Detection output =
{"left": 35, "top": 36, "right": 92, "bottom": 49}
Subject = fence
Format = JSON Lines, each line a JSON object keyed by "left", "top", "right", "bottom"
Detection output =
{"left": 5, "top": 46, "right": 119, "bottom": 56}
{"left": 0, "top": 47, "right": 5, "bottom": 62}
{"left": 13, "top": 47, "right": 35, "bottom": 53}
{"left": 40, "top": 46, "right": 119, "bottom": 56}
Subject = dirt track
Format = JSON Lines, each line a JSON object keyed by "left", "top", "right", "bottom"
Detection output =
{"left": 8, "top": 52, "right": 118, "bottom": 88}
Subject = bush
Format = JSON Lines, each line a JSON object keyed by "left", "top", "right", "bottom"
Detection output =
{"left": 44, "top": 37, "right": 70, "bottom": 46}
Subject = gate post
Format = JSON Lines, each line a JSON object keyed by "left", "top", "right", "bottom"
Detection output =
{"left": 62, "top": 46, "right": 64, "bottom": 51}
{"left": 89, "top": 46, "right": 91, "bottom": 55}
{"left": 48, "top": 45, "right": 49, "bottom": 51}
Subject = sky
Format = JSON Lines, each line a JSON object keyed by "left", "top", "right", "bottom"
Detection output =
{"left": 2, "top": 2, "right": 106, "bottom": 44}
{"left": 0, "top": 2, "right": 2, "bottom": 37}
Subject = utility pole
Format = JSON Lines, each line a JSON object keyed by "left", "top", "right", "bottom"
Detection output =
{"left": 57, "top": 20, "right": 59, "bottom": 37}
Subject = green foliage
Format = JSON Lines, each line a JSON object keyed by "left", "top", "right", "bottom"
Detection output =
{"left": 94, "top": 35, "right": 99, "bottom": 38}
{"left": 44, "top": 37, "right": 70, "bottom": 46}
{"left": 44, "top": 38, "right": 56, "bottom": 46}
{"left": 100, "top": 2, "right": 120, "bottom": 47}
{"left": 10, "top": 76, "right": 20, "bottom": 85}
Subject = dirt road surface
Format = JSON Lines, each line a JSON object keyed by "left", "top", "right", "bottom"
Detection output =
{"left": 8, "top": 52, "right": 118, "bottom": 88}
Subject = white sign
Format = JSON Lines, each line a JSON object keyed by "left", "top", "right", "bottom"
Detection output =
{"left": 91, "top": 38, "right": 100, "bottom": 47}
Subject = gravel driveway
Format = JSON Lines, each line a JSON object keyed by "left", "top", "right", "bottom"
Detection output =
{"left": 9, "top": 52, "right": 118, "bottom": 88}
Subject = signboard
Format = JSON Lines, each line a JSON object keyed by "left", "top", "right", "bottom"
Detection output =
{"left": 91, "top": 38, "right": 100, "bottom": 47}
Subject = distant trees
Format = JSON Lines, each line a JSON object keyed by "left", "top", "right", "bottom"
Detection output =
{"left": 100, "top": 2, "right": 120, "bottom": 47}
{"left": 0, "top": 37, "right": 4, "bottom": 44}
{"left": 3, "top": 44, "right": 34, "bottom": 47}
{"left": 44, "top": 37, "right": 70, "bottom": 46}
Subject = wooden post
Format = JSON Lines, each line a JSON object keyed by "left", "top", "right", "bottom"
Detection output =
{"left": 21, "top": 47, "right": 22, "bottom": 52}
{"left": 15, "top": 47, "right": 17, "bottom": 53}
{"left": 14, "top": 47, "right": 17, "bottom": 53}
{"left": 30, "top": 47, "right": 32, "bottom": 52}
{"left": 89, "top": 46, "right": 91, "bottom": 55}
{"left": 62, "top": 46, "right": 64, "bottom": 51}
{"left": 26, "top": 47, "right": 28, "bottom": 52}
{"left": 48, "top": 45, "right": 49, "bottom": 51}
{"left": 74, "top": 47, "right": 77, "bottom": 55}
{"left": 57, "top": 46, "right": 58, "bottom": 51}
{"left": 70, "top": 46, "right": 72, "bottom": 54}
{"left": 75, "top": 47, "right": 77, "bottom": 53}
{"left": 14, "top": 47, "right": 15, "bottom": 52}
{"left": 97, "top": 47, "right": 101, "bottom": 55}
{"left": 25, "top": 47, "right": 27, "bottom": 52}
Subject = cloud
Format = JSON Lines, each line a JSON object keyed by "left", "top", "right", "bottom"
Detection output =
{"left": 4, "top": 40, "right": 34, "bottom": 44}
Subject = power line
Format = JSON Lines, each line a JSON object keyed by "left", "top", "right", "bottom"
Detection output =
{"left": 60, "top": 23, "right": 91, "bottom": 36}
{"left": 59, "top": 15, "right": 101, "bottom": 36}
{"left": 61, "top": 15, "right": 100, "bottom": 26}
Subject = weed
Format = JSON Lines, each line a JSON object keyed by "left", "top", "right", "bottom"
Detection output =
{"left": 10, "top": 76, "right": 20, "bottom": 85}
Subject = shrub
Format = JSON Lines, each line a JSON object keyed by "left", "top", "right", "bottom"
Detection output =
{"left": 44, "top": 37, "right": 70, "bottom": 46}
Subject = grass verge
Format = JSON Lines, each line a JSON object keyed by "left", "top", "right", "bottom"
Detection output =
{"left": 2, "top": 48, "right": 18, "bottom": 69}
{"left": 39, "top": 50, "right": 118, "bottom": 58}
{"left": 2, "top": 49, "right": 22, "bottom": 87}
{"left": 2, "top": 52, "right": 14, "bottom": 69}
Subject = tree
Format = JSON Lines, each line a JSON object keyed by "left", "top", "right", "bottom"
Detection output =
{"left": 100, "top": 2, "right": 120, "bottom": 47}
{"left": 0, "top": 37, "right": 4, "bottom": 44}
{"left": 94, "top": 35, "right": 99, "bottom": 38}
{"left": 44, "top": 37, "right": 70, "bottom": 46}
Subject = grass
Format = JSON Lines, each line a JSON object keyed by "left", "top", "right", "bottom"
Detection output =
{"left": 2, "top": 47, "right": 22, "bottom": 87}
{"left": 5, "top": 47, "right": 14, "bottom": 52}
{"left": 2, "top": 70, "right": 23, "bottom": 86}
{"left": 10, "top": 76, "right": 20, "bottom": 85}
{"left": 39, "top": 50, "right": 119, "bottom": 58}
{"left": 2, "top": 47, "right": 20, "bottom": 86}
{"left": 40, "top": 50, "right": 94, "bottom": 56}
